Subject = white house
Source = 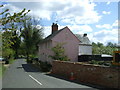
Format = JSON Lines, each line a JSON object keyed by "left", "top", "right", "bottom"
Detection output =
{"left": 75, "top": 34, "right": 92, "bottom": 55}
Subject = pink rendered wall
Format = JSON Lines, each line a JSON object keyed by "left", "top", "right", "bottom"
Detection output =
{"left": 38, "top": 40, "right": 53, "bottom": 63}
{"left": 52, "top": 27, "right": 80, "bottom": 62}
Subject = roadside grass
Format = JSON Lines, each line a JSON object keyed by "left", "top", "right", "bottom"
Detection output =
{"left": 0, "top": 59, "right": 15, "bottom": 78}
{"left": 2, "top": 64, "right": 6, "bottom": 75}
{"left": 9, "top": 59, "right": 15, "bottom": 64}
{"left": 0, "top": 64, "right": 6, "bottom": 78}
{"left": 0, "top": 64, "right": 2, "bottom": 77}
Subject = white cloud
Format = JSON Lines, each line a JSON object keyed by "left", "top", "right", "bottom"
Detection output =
{"left": 102, "top": 11, "right": 111, "bottom": 15}
{"left": 3, "top": 0, "right": 101, "bottom": 24}
{"left": 57, "top": 0, "right": 101, "bottom": 24}
{"left": 106, "top": 1, "right": 111, "bottom": 5}
{"left": 112, "top": 20, "right": 118, "bottom": 27}
{"left": 91, "top": 20, "right": 118, "bottom": 44}
{"left": 96, "top": 20, "right": 118, "bottom": 30}
{"left": 68, "top": 24, "right": 93, "bottom": 34}
{"left": 96, "top": 24, "right": 112, "bottom": 29}
{"left": 3, "top": 2, "right": 53, "bottom": 20}
{"left": 88, "top": 28, "right": 118, "bottom": 44}
{"left": 43, "top": 26, "right": 51, "bottom": 38}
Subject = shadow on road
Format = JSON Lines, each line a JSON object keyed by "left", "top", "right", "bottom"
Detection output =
{"left": 21, "top": 64, "right": 40, "bottom": 72}
{"left": 45, "top": 73, "right": 108, "bottom": 90}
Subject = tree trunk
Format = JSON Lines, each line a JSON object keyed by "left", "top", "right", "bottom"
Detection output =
{"left": 26, "top": 51, "right": 29, "bottom": 62}
{"left": 15, "top": 49, "right": 18, "bottom": 59}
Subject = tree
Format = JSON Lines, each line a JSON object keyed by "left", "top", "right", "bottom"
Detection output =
{"left": 1, "top": 7, "right": 30, "bottom": 47}
{"left": 1, "top": 5, "right": 30, "bottom": 26}
{"left": 97, "top": 42, "right": 103, "bottom": 47}
{"left": 0, "top": 5, "right": 30, "bottom": 59}
{"left": 107, "top": 42, "right": 114, "bottom": 47}
{"left": 21, "top": 17, "right": 44, "bottom": 61}
{"left": 92, "top": 42, "right": 100, "bottom": 54}
{"left": 2, "top": 48, "right": 15, "bottom": 60}
{"left": 10, "top": 31, "right": 21, "bottom": 58}
{"left": 49, "top": 43, "right": 69, "bottom": 61}
{"left": 92, "top": 42, "right": 118, "bottom": 55}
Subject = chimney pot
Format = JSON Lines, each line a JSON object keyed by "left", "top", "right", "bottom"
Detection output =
{"left": 83, "top": 33, "right": 87, "bottom": 37}
{"left": 52, "top": 23, "right": 58, "bottom": 34}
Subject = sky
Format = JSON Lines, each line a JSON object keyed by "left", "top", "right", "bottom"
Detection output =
{"left": 0, "top": 0, "right": 119, "bottom": 45}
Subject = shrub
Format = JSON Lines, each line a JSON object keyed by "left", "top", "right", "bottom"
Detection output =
{"left": 88, "top": 60, "right": 112, "bottom": 66}
{"left": 2, "top": 48, "right": 15, "bottom": 64}
{"left": 26, "top": 59, "right": 33, "bottom": 63}
{"left": 29, "top": 54, "right": 35, "bottom": 60}
{"left": 98, "top": 61, "right": 105, "bottom": 65}
{"left": 89, "top": 60, "right": 98, "bottom": 64}
{"left": 49, "top": 43, "right": 69, "bottom": 61}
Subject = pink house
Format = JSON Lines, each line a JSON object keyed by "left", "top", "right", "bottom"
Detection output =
{"left": 38, "top": 23, "right": 80, "bottom": 63}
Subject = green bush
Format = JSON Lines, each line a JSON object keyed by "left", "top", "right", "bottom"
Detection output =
{"left": 49, "top": 43, "right": 69, "bottom": 61}
{"left": 89, "top": 60, "right": 98, "bottom": 64}
{"left": 88, "top": 60, "right": 112, "bottom": 66}
{"left": 98, "top": 61, "right": 105, "bottom": 65}
{"left": 26, "top": 55, "right": 37, "bottom": 64}
{"left": 29, "top": 54, "right": 35, "bottom": 60}
{"left": 26, "top": 59, "right": 33, "bottom": 63}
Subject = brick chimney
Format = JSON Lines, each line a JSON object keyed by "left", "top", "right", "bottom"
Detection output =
{"left": 52, "top": 23, "right": 58, "bottom": 34}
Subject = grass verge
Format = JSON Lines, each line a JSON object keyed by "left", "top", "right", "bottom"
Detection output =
{"left": 0, "top": 64, "right": 2, "bottom": 77}
{"left": 9, "top": 59, "right": 15, "bottom": 64}
{"left": 0, "top": 59, "right": 15, "bottom": 78}
{"left": 0, "top": 64, "right": 6, "bottom": 78}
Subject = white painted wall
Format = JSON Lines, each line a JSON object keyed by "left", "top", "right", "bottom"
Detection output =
{"left": 79, "top": 45, "right": 92, "bottom": 55}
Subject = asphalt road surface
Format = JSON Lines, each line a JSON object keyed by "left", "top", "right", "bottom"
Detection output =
{"left": 2, "top": 59, "right": 99, "bottom": 89}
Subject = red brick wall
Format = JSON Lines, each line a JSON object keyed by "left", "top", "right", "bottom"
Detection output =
{"left": 51, "top": 61, "right": 120, "bottom": 88}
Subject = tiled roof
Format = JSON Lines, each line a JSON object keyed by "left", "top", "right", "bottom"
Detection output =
{"left": 75, "top": 34, "right": 91, "bottom": 45}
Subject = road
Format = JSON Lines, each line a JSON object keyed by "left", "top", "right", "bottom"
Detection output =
{"left": 2, "top": 59, "right": 99, "bottom": 89}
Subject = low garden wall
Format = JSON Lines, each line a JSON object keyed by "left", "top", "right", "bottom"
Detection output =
{"left": 51, "top": 61, "right": 120, "bottom": 89}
